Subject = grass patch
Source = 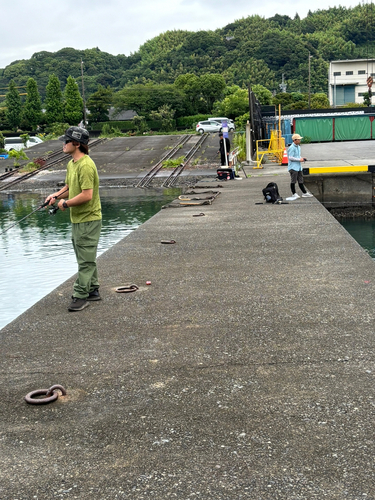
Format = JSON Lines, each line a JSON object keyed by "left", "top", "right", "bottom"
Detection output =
{"left": 162, "top": 156, "right": 185, "bottom": 168}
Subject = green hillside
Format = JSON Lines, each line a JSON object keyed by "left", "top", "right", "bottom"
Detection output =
{"left": 0, "top": 3, "right": 374, "bottom": 99}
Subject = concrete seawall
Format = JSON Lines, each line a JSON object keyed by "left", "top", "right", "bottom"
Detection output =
{"left": 1, "top": 174, "right": 375, "bottom": 499}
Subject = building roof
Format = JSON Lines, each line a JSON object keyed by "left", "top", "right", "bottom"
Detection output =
{"left": 331, "top": 58, "right": 375, "bottom": 63}
{"left": 108, "top": 107, "right": 138, "bottom": 121}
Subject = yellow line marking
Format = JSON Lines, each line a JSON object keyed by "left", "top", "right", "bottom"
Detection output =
{"left": 308, "top": 165, "right": 368, "bottom": 174}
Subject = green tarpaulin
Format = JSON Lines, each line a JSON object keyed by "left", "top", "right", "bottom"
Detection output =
{"left": 295, "top": 118, "right": 333, "bottom": 142}
{"left": 335, "top": 116, "right": 372, "bottom": 141}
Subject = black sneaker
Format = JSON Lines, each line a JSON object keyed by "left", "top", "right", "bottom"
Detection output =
{"left": 87, "top": 289, "right": 101, "bottom": 301}
{"left": 68, "top": 297, "right": 90, "bottom": 311}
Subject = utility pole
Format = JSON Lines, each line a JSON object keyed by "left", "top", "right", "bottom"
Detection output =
{"left": 333, "top": 74, "right": 336, "bottom": 108}
{"left": 308, "top": 52, "right": 312, "bottom": 109}
{"left": 81, "top": 59, "right": 87, "bottom": 126}
{"left": 245, "top": 84, "right": 256, "bottom": 165}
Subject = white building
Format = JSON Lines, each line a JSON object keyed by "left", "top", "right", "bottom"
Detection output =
{"left": 328, "top": 59, "right": 375, "bottom": 106}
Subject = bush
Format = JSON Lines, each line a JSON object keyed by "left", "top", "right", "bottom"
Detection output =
{"left": 91, "top": 119, "right": 172, "bottom": 133}
{"left": 20, "top": 133, "right": 30, "bottom": 147}
{"left": 91, "top": 120, "right": 134, "bottom": 131}
{"left": 44, "top": 122, "right": 70, "bottom": 139}
{"left": 100, "top": 123, "right": 124, "bottom": 137}
{"left": 150, "top": 104, "right": 175, "bottom": 132}
{"left": 176, "top": 114, "right": 209, "bottom": 129}
{"left": 232, "top": 132, "right": 246, "bottom": 162}
{"left": 162, "top": 156, "right": 185, "bottom": 168}
{"left": 8, "top": 149, "right": 28, "bottom": 167}
{"left": 342, "top": 102, "right": 365, "bottom": 108}
{"left": 234, "top": 113, "right": 249, "bottom": 131}
{"left": 19, "top": 161, "right": 39, "bottom": 173}
{"left": 132, "top": 115, "right": 148, "bottom": 134}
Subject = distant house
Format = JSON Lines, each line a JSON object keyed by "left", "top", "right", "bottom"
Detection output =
{"left": 329, "top": 59, "right": 375, "bottom": 106}
{"left": 108, "top": 107, "right": 138, "bottom": 121}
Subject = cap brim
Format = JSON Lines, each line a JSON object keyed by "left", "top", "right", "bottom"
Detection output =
{"left": 58, "top": 134, "right": 69, "bottom": 142}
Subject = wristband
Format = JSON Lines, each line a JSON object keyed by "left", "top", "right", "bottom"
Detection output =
{"left": 63, "top": 201, "right": 68, "bottom": 209}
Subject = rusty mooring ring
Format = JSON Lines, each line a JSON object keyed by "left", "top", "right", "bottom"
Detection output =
{"left": 115, "top": 284, "right": 139, "bottom": 293}
{"left": 192, "top": 213, "right": 205, "bottom": 217}
{"left": 25, "top": 385, "right": 67, "bottom": 405}
{"left": 161, "top": 240, "right": 176, "bottom": 244}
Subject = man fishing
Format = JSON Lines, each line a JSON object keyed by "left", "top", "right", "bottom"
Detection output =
{"left": 45, "top": 126, "right": 102, "bottom": 311}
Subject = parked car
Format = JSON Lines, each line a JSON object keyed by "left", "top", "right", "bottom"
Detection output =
{"left": 196, "top": 120, "right": 223, "bottom": 134}
{"left": 208, "top": 117, "right": 236, "bottom": 131}
{"left": 4, "top": 136, "right": 43, "bottom": 152}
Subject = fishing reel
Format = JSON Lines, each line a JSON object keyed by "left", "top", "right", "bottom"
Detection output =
{"left": 49, "top": 205, "right": 59, "bottom": 216}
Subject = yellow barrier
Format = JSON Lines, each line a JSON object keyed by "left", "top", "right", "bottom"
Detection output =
{"left": 255, "top": 130, "right": 285, "bottom": 169}
{"left": 305, "top": 165, "right": 368, "bottom": 174}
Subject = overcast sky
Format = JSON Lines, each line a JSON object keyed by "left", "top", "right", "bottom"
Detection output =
{"left": 1, "top": 0, "right": 360, "bottom": 69}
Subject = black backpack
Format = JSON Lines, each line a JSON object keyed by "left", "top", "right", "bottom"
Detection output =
{"left": 262, "top": 182, "right": 282, "bottom": 204}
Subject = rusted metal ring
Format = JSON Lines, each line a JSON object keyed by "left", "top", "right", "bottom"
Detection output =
{"left": 115, "top": 284, "right": 139, "bottom": 293}
{"left": 45, "top": 385, "right": 67, "bottom": 397}
{"left": 161, "top": 240, "right": 176, "bottom": 244}
{"left": 25, "top": 385, "right": 67, "bottom": 405}
{"left": 192, "top": 213, "right": 205, "bottom": 217}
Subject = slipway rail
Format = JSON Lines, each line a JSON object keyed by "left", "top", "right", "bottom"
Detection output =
{"left": 162, "top": 133, "right": 209, "bottom": 188}
{"left": 0, "top": 139, "right": 106, "bottom": 192}
{"left": 136, "top": 135, "right": 192, "bottom": 188}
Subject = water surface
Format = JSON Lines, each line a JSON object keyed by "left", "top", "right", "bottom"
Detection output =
{"left": 0, "top": 188, "right": 178, "bottom": 330}
{"left": 339, "top": 218, "right": 375, "bottom": 259}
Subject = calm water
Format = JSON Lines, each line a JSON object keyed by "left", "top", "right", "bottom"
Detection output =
{"left": 339, "top": 218, "right": 375, "bottom": 259}
{"left": 0, "top": 188, "right": 178, "bottom": 330}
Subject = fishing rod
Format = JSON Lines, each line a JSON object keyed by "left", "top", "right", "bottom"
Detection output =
{"left": 0, "top": 188, "right": 69, "bottom": 235}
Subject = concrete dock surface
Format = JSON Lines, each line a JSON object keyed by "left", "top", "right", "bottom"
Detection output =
{"left": 1, "top": 167, "right": 375, "bottom": 499}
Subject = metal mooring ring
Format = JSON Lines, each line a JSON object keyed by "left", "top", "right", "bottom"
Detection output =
{"left": 161, "top": 240, "right": 176, "bottom": 244}
{"left": 192, "top": 213, "right": 205, "bottom": 217}
{"left": 115, "top": 284, "right": 139, "bottom": 293}
{"left": 25, "top": 385, "right": 67, "bottom": 405}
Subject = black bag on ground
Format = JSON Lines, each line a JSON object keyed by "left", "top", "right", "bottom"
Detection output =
{"left": 262, "top": 182, "right": 282, "bottom": 203}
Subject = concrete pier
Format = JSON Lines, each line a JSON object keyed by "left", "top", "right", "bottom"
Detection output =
{"left": 1, "top": 169, "right": 375, "bottom": 499}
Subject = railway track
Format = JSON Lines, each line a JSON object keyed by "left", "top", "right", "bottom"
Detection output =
{"left": 136, "top": 135, "right": 192, "bottom": 188}
{"left": 162, "top": 133, "right": 208, "bottom": 188}
{"left": 0, "top": 138, "right": 106, "bottom": 192}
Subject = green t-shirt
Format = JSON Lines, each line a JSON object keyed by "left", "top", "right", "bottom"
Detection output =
{"left": 65, "top": 155, "right": 102, "bottom": 223}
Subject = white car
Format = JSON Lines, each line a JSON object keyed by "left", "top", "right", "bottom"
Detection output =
{"left": 196, "top": 120, "right": 223, "bottom": 134}
{"left": 4, "top": 136, "right": 43, "bottom": 152}
{"left": 208, "top": 117, "right": 235, "bottom": 131}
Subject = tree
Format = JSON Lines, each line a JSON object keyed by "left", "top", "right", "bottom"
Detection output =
{"left": 23, "top": 78, "right": 42, "bottom": 130}
{"left": 310, "top": 93, "right": 330, "bottom": 108}
{"left": 45, "top": 74, "right": 64, "bottom": 124}
{"left": 5, "top": 80, "right": 22, "bottom": 131}
{"left": 252, "top": 84, "right": 273, "bottom": 105}
{"left": 212, "top": 86, "right": 249, "bottom": 119}
{"left": 114, "top": 83, "right": 186, "bottom": 118}
{"left": 272, "top": 93, "right": 294, "bottom": 108}
{"left": 132, "top": 115, "right": 148, "bottom": 134}
{"left": 273, "top": 92, "right": 309, "bottom": 110}
{"left": 363, "top": 92, "right": 371, "bottom": 107}
{"left": 0, "top": 108, "right": 11, "bottom": 130}
{"left": 150, "top": 104, "right": 175, "bottom": 132}
{"left": 199, "top": 74, "right": 226, "bottom": 112}
{"left": 174, "top": 73, "right": 202, "bottom": 114}
{"left": 223, "top": 58, "right": 276, "bottom": 88}
{"left": 64, "top": 76, "right": 83, "bottom": 125}
{"left": 86, "top": 85, "right": 112, "bottom": 123}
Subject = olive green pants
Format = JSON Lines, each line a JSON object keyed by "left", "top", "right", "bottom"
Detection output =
{"left": 71, "top": 220, "right": 102, "bottom": 299}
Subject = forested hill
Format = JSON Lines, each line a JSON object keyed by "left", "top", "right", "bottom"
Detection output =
{"left": 0, "top": 3, "right": 374, "bottom": 98}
